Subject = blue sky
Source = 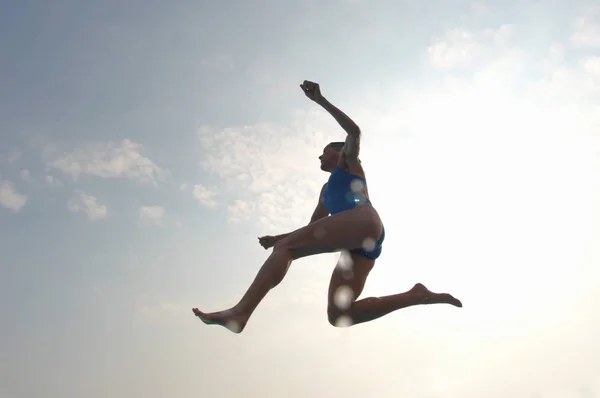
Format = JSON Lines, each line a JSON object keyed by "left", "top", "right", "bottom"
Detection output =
{"left": 1, "top": 1, "right": 600, "bottom": 397}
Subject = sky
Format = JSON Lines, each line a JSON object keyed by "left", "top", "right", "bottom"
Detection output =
{"left": 1, "top": 0, "right": 599, "bottom": 397}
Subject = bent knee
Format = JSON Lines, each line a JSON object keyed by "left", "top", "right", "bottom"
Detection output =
{"left": 272, "top": 239, "right": 293, "bottom": 256}
{"left": 327, "top": 307, "right": 341, "bottom": 326}
{"left": 273, "top": 237, "right": 317, "bottom": 260}
{"left": 327, "top": 311, "right": 354, "bottom": 327}
{"left": 327, "top": 307, "right": 354, "bottom": 327}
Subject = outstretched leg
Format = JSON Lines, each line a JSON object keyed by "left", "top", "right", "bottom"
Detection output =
{"left": 193, "top": 203, "right": 384, "bottom": 333}
{"left": 193, "top": 245, "right": 293, "bottom": 333}
{"left": 327, "top": 252, "right": 462, "bottom": 327}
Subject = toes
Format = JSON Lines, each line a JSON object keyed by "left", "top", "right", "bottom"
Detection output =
{"left": 192, "top": 308, "right": 205, "bottom": 317}
{"left": 453, "top": 298, "right": 463, "bottom": 308}
{"left": 440, "top": 294, "right": 462, "bottom": 307}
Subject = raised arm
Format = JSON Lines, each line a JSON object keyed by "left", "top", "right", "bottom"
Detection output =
{"left": 300, "top": 80, "right": 361, "bottom": 160}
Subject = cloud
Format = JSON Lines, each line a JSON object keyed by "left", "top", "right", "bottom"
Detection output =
{"left": 427, "top": 28, "right": 478, "bottom": 69}
{"left": 47, "top": 139, "right": 167, "bottom": 185}
{"left": 227, "top": 199, "right": 253, "bottom": 223}
{"left": 468, "top": 1, "right": 491, "bottom": 18}
{"left": 423, "top": 22, "right": 600, "bottom": 116}
{"left": 0, "top": 180, "right": 27, "bottom": 211}
{"left": 68, "top": 192, "right": 107, "bottom": 221}
{"left": 571, "top": 5, "right": 600, "bottom": 49}
{"left": 196, "top": 111, "right": 337, "bottom": 231}
{"left": 45, "top": 175, "right": 63, "bottom": 187}
{"left": 5, "top": 150, "right": 21, "bottom": 164}
{"left": 525, "top": 52, "right": 600, "bottom": 106}
{"left": 582, "top": 56, "right": 600, "bottom": 74}
{"left": 20, "top": 169, "right": 31, "bottom": 181}
{"left": 427, "top": 25, "right": 515, "bottom": 70}
{"left": 192, "top": 183, "right": 218, "bottom": 209}
{"left": 139, "top": 205, "right": 165, "bottom": 223}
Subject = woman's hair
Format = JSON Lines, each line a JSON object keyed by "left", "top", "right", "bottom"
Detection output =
{"left": 327, "top": 141, "right": 345, "bottom": 151}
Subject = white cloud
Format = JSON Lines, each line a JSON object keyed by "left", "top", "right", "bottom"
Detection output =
{"left": 582, "top": 56, "right": 600, "bottom": 74}
{"left": 45, "top": 175, "right": 63, "bottom": 187}
{"left": 7, "top": 150, "right": 21, "bottom": 164}
{"left": 20, "top": 169, "right": 31, "bottom": 181}
{"left": 0, "top": 180, "right": 27, "bottom": 211}
{"left": 492, "top": 24, "right": 515, "bottom": 46}
{"left": 468, "top": 1, "right": 491, "bottom": 18}
{"left": 192, "top": 183, "right": 218, "bottom": 209}
{"left": 139, "top": 205, "right": 165, "bottom": 223}
{"left": 525, "top": 56, "right": 600, "bottom": 106}
{"left": 227, "top": 199, "right": 254, "bottom": 223}
{"left": 68, "top": 192, "right": 107, "bottom": 221}
{"left": 424, "top": 23, "right": 600, "bottom": 115}
{"left": 571, "top": 6, "right": 600, "bottom": 49}
{"left": 428, "top": 28, "right": 477, "bottom": 69}
{"left": 197, "top": 111, "right": 337, "bottom": 231}
{"left": 548, "top": 43, "right": 565, "bottom": 64}
{"left": 427, "top": 25, "right": 515, "bottom": 70}
{"left": 47, "top": 139, "right": 167, "bottom": 185}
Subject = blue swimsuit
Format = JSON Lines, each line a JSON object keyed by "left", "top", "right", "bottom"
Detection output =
{"left": 322, "top": 166, "right": 385, "bottom": 260}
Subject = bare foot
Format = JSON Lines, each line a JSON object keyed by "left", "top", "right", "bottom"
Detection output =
{"left": 192, "top": 308, "right": 248, "bottom": 334}
{"left": 410, "top": 283, "right": 463, "bottom": 308}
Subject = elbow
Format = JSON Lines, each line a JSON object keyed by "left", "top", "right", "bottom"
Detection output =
{"left": 310, "top": 210, "right": 329, "bottom": 224}
{"left": 309, "top": 214, "right": 324, "bottom": 224}
{"left": 347, "top": 126, "right": 361, "bottom": 137}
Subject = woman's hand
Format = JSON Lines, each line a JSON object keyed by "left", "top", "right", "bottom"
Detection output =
{"left": 300, "top": 80, "right": 324, "bottom": 103}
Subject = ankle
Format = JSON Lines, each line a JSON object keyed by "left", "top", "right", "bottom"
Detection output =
{"left": 230, "top": 305, "right": 249, "bottom": 319}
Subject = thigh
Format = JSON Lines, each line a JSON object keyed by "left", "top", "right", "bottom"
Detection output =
{"left": 327, "top": 251, "right": 376, "bottom": 312}
{"left": 277, "top": 204, "right": 383, "bottom": 260}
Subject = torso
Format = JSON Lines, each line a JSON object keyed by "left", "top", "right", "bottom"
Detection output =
{"left": 322, "top": 156, "right": 371, "bottom": 215}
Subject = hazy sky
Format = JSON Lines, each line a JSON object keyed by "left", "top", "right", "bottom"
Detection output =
{"left": 1, "top": 1, "right": 599, "bottom": 397}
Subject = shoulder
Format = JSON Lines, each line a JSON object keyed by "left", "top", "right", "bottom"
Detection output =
{"left": 338, "top": 155, "right": 366, "bottom": 179}
{"left": 337, "top": 151, "right": 362, "bottom": 167}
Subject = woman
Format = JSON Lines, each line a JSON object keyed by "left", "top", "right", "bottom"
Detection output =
{"left": 193, "top": 81, "right": 462, "bottom": 333}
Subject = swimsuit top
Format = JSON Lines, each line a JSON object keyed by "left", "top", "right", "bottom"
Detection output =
{"left": 322, "top": 166, "right": 370, "bottom": 215}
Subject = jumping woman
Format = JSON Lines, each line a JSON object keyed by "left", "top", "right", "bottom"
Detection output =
{"left": 192, "top": 80, "right": 462, "bottom": 333}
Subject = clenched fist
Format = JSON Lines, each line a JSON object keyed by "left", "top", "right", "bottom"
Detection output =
{"left": 258, "top": 235, "right": 277, "bottom": 250}
{"left": 300, "top": 80, "right": 323, "bottom": 103}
